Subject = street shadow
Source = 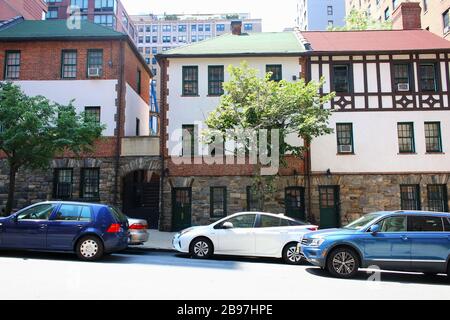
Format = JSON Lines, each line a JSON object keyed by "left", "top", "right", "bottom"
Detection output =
{"left": 305, "top": 267, "right": 450, "bottom": 286}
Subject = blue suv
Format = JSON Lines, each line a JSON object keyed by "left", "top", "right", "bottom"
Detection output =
{"left": 300, "top": 211, "right": 450, "bottom": 278}
{"left": 0, "top": 202, "right": 129, "bottom": 261}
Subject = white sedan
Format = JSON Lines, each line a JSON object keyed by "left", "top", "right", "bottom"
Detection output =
{"left": 172, "top": 212, "right": 318, "bottom": 264}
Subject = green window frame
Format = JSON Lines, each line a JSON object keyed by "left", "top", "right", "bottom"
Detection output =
{"left": 208, "top": 66, "right": 224, "bottom": 96}
{"left": 424, "top": 122, "right": 442, "bottom": 153}
{"left": 182, "top": 66, "right": 198, "bottom": 96}
{"left": 419, "top": 63, "right": 438, "bottom": 92}
{"left": 427, "top": 185, "right": 448, "bottom": 212}
{"left": 80, "top": 168, "right": 100, "bottom": 199}
{"left": 400, "top": 184, "right": 421, "bottom": 210}
{"left": 336, "top": 123, "right": 354, "bottom": 154}
{"left": 61, "top": 50, "right": 77, "bottom": 79}
{"left": 332, "top": 64, "right": 352, "bottom": 93}
{"left": 397, "top": 122, "right": 415, "bottom": 153}
{"left": 87, "top": 49, "right": 103, "bottom": 76}
{"left": 266, "top": 64, "right": 283, "bottom": 82}
{"left": 4, "top": 50, "right": 21, "bottom": 80}
{"left": 393, "top": 63, "right": 412, "bottom": 91}
{"left": 84, "top": 106, "right": 101, "bottom": 123}
{"left": 210, "top": 187, "right": 227, "bottom": 218}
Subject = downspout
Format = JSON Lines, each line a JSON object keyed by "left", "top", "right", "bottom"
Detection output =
{"left": 305, "top": 139, "right": 314, "bottom": 224}
{"left": 113, "top": 39, "right": 126, "bottom": 205}
{"left": 158, "top": 57, "right": 167, "bottom": 231}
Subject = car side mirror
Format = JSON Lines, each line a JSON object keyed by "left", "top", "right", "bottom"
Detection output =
{"left": 222, "top": 222, "right": 234, "bottom": 229}
{"left": 11, "top": 215, "right": 18, "bottom": 223}
{"left": 370, "top": 224, "right": 380, "bottom": 235}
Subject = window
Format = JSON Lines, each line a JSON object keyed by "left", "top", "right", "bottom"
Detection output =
{"left": 244, "top": 23, "right": 253, "bottom": 31}
{"left": 94, "top": 0, "right": 117, "bottom": 12}
{"left": 54, "top": 204, "right": 92, "bottom": 222}
{"left": 152, "top": 57, "right": 157, "bottom": 65}
{"left": 61, "top": 50, "right": 77, "bottom": 79}
{"left": 336, "top": 123, "right": 354, "bottom": 153}
{"left": 145, "top": 36, "right": 151, "bottom": 43}
{"left": 53, "top": 169, "right": 73, "bottom": 199}
{"left": 136, "top": 118, "right": 140, "bottom": 136}
{"left": 145, "top": 47, "right": 151, "bottom": 54}
{"left": 136, "top": 69, "right": 142, "bottom": 94}
{"left": 427, "top": 185, "right": 448, "bottom": 212}
{"left": 379, "top": 216, "right": 407, "bottom": 232}
{"left": 87, "top": 49, "right": 103, "bottom": 76}
{"left": 266, "top": 65, "right": 283, "bottom": 82}
{"left": 409, "top": 216, "right": 444, "bottom": 232}
{"left": 384, "top": 7, "right": 390, "bottom": 20}
{"left": 17, "top": 203, "right": 57, "bottom": 221}
{"left": 259, "top": 215, "right": 285, "bottom": 228}
{"left": 178, "top": 36, "right": 187, "bottom": 43}
{"left": 162, "top": 25, "right": 171, "bottom": 32}
{"left": 327, "top": 5, "right": 333, "bottom": 15}
{"left": 138, "top": 36, "right": 143, "bottom": 44}
{"left": 210, "top": 187, "right": 227, "bottom": 218}
{"left": 152, "top": 36, "right": 158, "bottom": 43}
{"left": 4, "top": 51, "right": 21, "bottom": 80}
{"left": 162, "top": 36, "right": 171, "bottom": 43}
{"left": 424, "top": 122, "right": 442, "bottom": 153}
{"left": 93, "top": 14, "right": 116, "bottom": 28}
{"left": 205, "top": 24, "right": 211, "bottom": 32}
{"left": 333, "top": 65, "right": 351, "bottom": 93}
{"left": 444, "top": 9, "right": 449, "bottom": 34}
{"left": 192, "top": 35, "right": 197, "bottom": 42}
{"left": 208, "top": 66, "right": 224, "bottom": 96}
{"left": 198, "top": 24, "right": 204, "bottom": 32}
{"left": 423, "top": 0, "right": 428, "bottom": 12}
{"left": 223, "top": 214, "right": 257, "bottom": 228}
{"left": 46, "top": 7, "right": 58, "bottom": 19}
{"left": 393, "top": 63, "right": 411, "bottom": 91}
{"left": 145, "top": 26, "right": 150, "bottom": 32}
{"left": 328, "top": 20, "right": 334, "bottom": 27}
{"left": 182, "top": 66, "right": 198, "bottom": 96}
{"left": 400, "top": 185, "right": 421, "bottom": 210}
{"left": 80, "top": 168, "right": 100, "bottom": 199}
{"left": 191, "top": 24, "right": 197, "bottom": 32}
{"left": 84, "top": 107, "right": 101, "bottom": 123}
{"left": 392, "top": 0, "right": 399, "bottom": 10}
{"left": 152, "top": 25, "right": 158, "bottom": 32}
{"left": 178, "top": 25, "right": 187, "bottom": 32}
{"left": 397, "top": 122, "right": 415, "bottom": 153}
{"left": 182, "top": 125, "right": 196, "bottom": 156}
{"left": 444, "top": 218, "right": 450, "bottom": 231}
{"left": 419, "top": 63, "right": 438, "bottom": 92}
{"left": 247, "top": 186, "right": 262, "bottom": 211}
{"left": 152, "top": 47, "right": 158, "bottom": 54}
{"left": 216, "top": 24, "right": 225, "bottom": 32}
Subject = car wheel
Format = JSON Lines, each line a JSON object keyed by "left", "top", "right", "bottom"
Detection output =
{"left": 327, "top": 247, "right": 360, "bottom": 279}
{"left": 282, "top": 242, "right": 304, "bottom": 265}
{"left": 190, "top": 237, "right": 213, "bottom": 259}
{"left": 76, "top": 236, "right": 104, "bottom": 261}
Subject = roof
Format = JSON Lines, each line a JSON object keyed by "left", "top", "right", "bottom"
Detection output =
{"left": 0, "top": 20, "right": 127, "bottom": 40}
{"left": 301, "top": 30, "right": 450, "bottom": 53}
{"left": 158, "top": 32, "right": 307, "bottom": 58}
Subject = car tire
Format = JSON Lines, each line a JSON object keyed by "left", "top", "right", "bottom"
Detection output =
{"left": 282, "top": 242, "right": 304, "bottom": 265}
{"left": 76, "top": 235, "right": 104, "bottom": 261}
{"left": 327, "top": 247, "right": 360, "bottom": 279}
{"left": 190, "top": 237, "right": 213, "bottom": 259}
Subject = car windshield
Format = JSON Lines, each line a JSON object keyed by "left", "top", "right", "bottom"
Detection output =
{"left": 343, "top": 212, "right": 383, "bottom": 230}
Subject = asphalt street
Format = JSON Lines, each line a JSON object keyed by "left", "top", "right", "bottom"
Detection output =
{"left": 0, "top": 248, "right": 449, "bottom": 300}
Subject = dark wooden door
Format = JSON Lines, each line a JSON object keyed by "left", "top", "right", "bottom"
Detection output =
{"left": 172, "top": 188, "right": 192, "bottom": 231}
{"left": 319, "top": 186, "right": 340, "bottom": 229}
{"left": 285, "top": 187, "right": 306, "bottom": 221}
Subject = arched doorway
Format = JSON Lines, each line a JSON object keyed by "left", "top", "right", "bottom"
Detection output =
{"left": 122, "top": 170, "right": 160, "bottom": 229}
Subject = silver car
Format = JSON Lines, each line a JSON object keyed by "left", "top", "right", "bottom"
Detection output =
{"left": 127, "top": 217, "right": 149, "bottom": 245}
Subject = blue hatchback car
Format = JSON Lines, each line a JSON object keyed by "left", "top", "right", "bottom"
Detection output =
{"left": 0, "top": 202, "right": 129, "bottom": 261}
{"left": 300, "top": 211, "right": 450, "bottom": 278}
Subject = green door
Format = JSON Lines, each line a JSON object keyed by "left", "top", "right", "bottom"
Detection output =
{"left": 319, "top": 186, "right": 340, "bottom": 229}
{"left": 285, "top": 187, "right": 306, "bottom": 221}
{"left": 172, "top": 188, "right": 192, "bottom": 232}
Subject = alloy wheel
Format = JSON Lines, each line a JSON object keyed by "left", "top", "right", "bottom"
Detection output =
{"left": 193, "top": 241, "right": 209, "bottom": 257}
{"left": 332, "top": 251, "right": 356, "bottom": 275}
{"left": 286, "top": 246, "right": 303, "bottom": 263}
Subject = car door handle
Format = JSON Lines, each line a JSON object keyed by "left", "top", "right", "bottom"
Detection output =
{"left": 401, "top": 235, "right": 409, "bottom": 241}
{"left": 40, "top": 225, "right": 47, "bottom": 229}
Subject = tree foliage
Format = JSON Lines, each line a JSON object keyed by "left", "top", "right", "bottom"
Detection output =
{"left": 329, "top": 9, "right": 392, "bottom": 31}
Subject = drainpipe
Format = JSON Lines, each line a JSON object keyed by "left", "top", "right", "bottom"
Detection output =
{"left": 305, "top": 139, "right": 315, "bottom": 224}
{"left": 158, "top": 58, "right": 167, "bottom": 231}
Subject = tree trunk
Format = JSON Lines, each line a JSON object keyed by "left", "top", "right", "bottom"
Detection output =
{"left": 5, "top": 165, "right": 17, "bottom": 216}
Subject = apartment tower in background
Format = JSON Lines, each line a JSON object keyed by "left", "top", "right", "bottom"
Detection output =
{"left": 0, "top": 0, "right": 47, "bottom": 21}
{"left": 296, "top": 0, "right": 346, "bottom": 30}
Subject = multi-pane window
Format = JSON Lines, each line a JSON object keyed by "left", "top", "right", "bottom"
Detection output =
{"left": 208, "top": 66, "right": 224, "bottom": 96}
{"left": 210, "top": 187, "right": 227, "bottom": 218}
{"left": 162, "top": 36, "right": 171, "bottom": 43}
{"left": 336, "top": 123, "right": 354, "bottom": 153}
{"left": 247, "top": 186, "right": 262, "bottom": 212}
{"left": 397, "top": 122, "right": 415, "bottom": 153}
{"left": 244, "top": 23, "right": 253, "bottom": 31}
{"left": 61, "top": 50, "right": 77, "bottom": 79}
{"left": 87, "top": 49, "right": 103, "bottom": 76}
{"left": 427, "top": 185, "right": 448, "bottom": 212}
{"left": 178, "top": 25, "right": 187, "bottom": 32}
{"left": 384, "top": 7, "right": 390, "bottom": 20}
{"left": 333, "top": 65, "right": 351, "bottom": 93}
{"left": 70, "top": 0, "right": 88, "bottom": 10}
{"left": 46, "top": 7, "right": 58, "bottom": 19}
{"left": 93, "top": 14, "right": 116, "bottom": 28}
{"left": 393, "top": 63, "right": 411, "bottom": 91}
{"left": 400, "top": 185, "right": 421, "bottom": 210}
{"left": 182, "top": 66, "right": 198, "bottom": 96}
{"left": 198, "top": 24, "right": 204, "bottom": 32}
{"left": 182, "top": 124, "right": 196, "bottom": 156}
{"left": 423, "top": 0, "right": 429, "bottom": 12}
{"left": 162, "top": 25, "right": 171, "bottom": 32}
{"left": 419, "top": 63, "right": 438, "bottom": 92}
{"left": 84, "top": 106, "right": 101, "bottom": 123}
{"left": 424, "top": 122, "right": 442, "bottom": 153}
{"left": 4, "top": 51, "right": 21, "bottom": 80}
{"left": 266, "top": 65, "right": 283, "bottom": 82}
{"left": 81, "top": 168, "right": 100, "bottom": 199}
{"left": 53, "top": 169, "right": 73, "bottom": 199}
{"left": 94, "top": 0, "right": 117, "bottom": 12}
{"left": 444, "top": 9, "right": 449, "bottom": 34}
{"left": 327, "top": 5, "right": 333, "bottom": 15}
{"left": 216, "top": 24, "right": 225, "bottom": 32}
{"left": 392, "top": 0, "right": 399, "bottom": 9}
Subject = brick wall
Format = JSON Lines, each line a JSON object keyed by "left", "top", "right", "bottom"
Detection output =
{"left": 0, "top": 0, "right": 47, "bottom": 20}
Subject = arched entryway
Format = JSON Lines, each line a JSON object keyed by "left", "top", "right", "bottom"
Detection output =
{"left": 122, "top": 170, "right": 160, "bottom": 229}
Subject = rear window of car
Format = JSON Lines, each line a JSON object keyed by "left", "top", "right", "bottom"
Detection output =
{"left": 443, "top": 218, "right": 450, "bottom": 232}
{"left": 108, "top": 206, "right": 128, "bottom": 224}
{"left": 409, "top": 216, "right": 444, "bottom": 232}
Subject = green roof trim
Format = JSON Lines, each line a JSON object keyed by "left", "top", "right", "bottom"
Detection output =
{"left": 159, "top": 32, "right": 307, "bottom": 57}
{"left": 0, "top": 20, "right": 126, "bottom": 40}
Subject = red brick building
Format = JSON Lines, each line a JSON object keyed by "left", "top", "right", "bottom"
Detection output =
{"left": 0, "top": 0, "right": 47, "bottom": 21}
{"left": 0, "top": 19, "right": 161, "bottom": 227}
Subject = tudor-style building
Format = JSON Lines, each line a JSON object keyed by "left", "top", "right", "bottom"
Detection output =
{"left": 0, "top": 19, "right": 161, "bottom": 227}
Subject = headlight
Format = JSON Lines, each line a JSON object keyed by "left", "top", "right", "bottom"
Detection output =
{"left": 309, "top": 238, "right": 325, "bottom": 247}
{"left": 179, "top": 227, "right": 195, "bottom": 236}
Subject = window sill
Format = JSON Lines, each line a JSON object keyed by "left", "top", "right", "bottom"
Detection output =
{"left": 397, "top": 152, "right": 417, "bottom": 155}
{"left": 426, "top": 152, "right": 445, "bottom": 155}
{"left": 207, "top": 94, "right": 222, "bottom": 97}
{"left": 336, "top": 152, "right": 355, "bottom": 156}
{"left": 181, "top": 95, "right": 200, "bottom": 97}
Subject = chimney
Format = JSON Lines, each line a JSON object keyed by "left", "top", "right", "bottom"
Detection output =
{"left": 231, "top": 20, "right": 242, "bottom": 35}
{"left": 392, "top": 1, "right": 422, "bottom": 30}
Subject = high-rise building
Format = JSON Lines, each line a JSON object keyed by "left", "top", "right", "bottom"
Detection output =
{"left": 0, "top": 0, "right": 47, "bottom": 21}
{"left": 43, "top": 0, "right": 136, "bottom": 42}
{"left": 296, "top": 0, "right": 346, "bottom": 30}
{"left": 346, "top": 0, "right": 450, "bottom": 40}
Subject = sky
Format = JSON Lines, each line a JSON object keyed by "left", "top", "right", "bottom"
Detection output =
{"left": 121, "top": 0, "right": 298, "bottom": 32}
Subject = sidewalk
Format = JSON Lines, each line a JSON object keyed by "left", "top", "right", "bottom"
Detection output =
{"left": 136, "top": 229, "right": 177, "bottom": 251}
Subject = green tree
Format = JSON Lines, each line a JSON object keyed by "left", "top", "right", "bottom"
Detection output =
{"left": 204, "top": 62, "right": 334, "bottom": 211}
{"left": 329, "top": 9, "right": 392, "bottom": 31}
{"left": 0, "top": 82, "right": 105, "bottom": 215}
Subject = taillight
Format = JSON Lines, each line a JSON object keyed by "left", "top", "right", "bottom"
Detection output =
{"left": 129, "top": 223, "right": 147, "bottom": 230}
{"left": 107, "top": 223, "right": 122, "bottom": 233}
{"left": 307, "top": 226, "right": 318, "bottom": 231}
